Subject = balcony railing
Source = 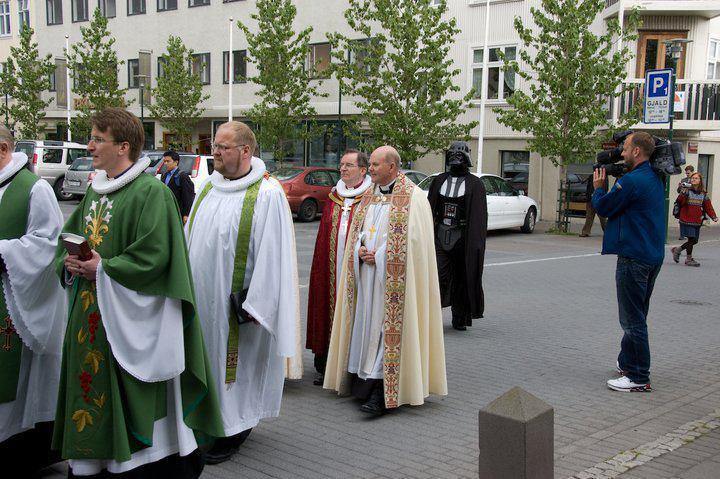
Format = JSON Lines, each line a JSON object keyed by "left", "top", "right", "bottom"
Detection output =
{"left": 608, "top": 79, "right": 720, "bottom": 124}
{"left": 605, "top": 0, "right": 619, "bottom": 7}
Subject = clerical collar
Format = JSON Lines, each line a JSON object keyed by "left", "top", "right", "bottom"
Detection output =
{"left": 210, "top": 157, "right": 266, "bottom": 192}
{"left": 108, "top": 163, "right": 136, "bottom": 180}
{"left": 336, "top": 175, "right": 372, "bottom": 198}
{"left": 223, "top": 167, "right": 252, "bottom": 182}
{"left": 379, "top": 180, "right": 396, "bottom": 195}
{"left": 91, "top": 157, "right": 151, "bottom": 195}
{"left": 0, "top": 152, "right": 28, "bottom": 187}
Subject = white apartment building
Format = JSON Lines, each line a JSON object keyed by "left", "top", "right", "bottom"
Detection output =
{"left": 0, "top": 0, "right": 36, "bottom": 118}
{"left": 12, "top": 0, "right": 720, "bottom": 220}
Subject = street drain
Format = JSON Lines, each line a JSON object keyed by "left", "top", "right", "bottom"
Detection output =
{"left": 670, "top": 300, "right": 712, "bottom": 306}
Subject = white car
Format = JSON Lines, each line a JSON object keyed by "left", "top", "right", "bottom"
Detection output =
{"left": 418, "top": 172, "right": 539, "bottom": 233}
{"left": 154, "top": 154, "right": 213, "bottom": 193}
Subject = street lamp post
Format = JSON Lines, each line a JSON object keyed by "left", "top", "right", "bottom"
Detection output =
{"left": 661, "top": 38, "right": 692, "bottom": 241}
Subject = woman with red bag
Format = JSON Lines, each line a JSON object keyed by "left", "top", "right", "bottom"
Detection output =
{"left": 671, "top": 172, "right": 718, "bottom": 267}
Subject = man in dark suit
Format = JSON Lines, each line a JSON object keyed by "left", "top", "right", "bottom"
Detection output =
{"left": 161, "top": 150, "right": 195, "bottom": 224}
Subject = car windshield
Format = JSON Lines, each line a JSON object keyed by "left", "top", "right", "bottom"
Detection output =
{"left": 417, "top": 174, "right": 437, "bottom": 191}
{"left": 69, "top": 158, "right": 94, "bottom": 171}
{"left": 15, "top": 142, "right": 35, "bottom": 158}
{"left": 274, "top": 168, "right": 303, "bottom": 181}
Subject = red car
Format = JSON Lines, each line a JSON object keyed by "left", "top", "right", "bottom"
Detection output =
{"left": 275, "top": 167, "right": 340, "bottom": 221}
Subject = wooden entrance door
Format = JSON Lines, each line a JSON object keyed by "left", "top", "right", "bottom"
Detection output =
{"left": 636, "top": 31, "right": 688, "bottom": 79}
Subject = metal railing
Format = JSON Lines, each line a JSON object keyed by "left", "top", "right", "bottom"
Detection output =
{"left": 608, "top": 79, "right": 720, "bottom": 123}
{"left": 605, "top": 0, "right": 619, "bottom": 7}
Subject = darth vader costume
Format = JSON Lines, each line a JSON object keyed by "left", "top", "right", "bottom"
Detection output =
{"left": 427, "top": 142, "right": 488, "bottom": 330}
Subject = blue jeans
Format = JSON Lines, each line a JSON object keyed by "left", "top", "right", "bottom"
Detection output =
{"left": 615, "top": 256, "right": 662, "bottom": 384}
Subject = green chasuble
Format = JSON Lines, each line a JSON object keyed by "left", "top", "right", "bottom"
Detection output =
{"left": 0, "top": 169, "right": 39, "bottom": 403}
{"left": 52, "top": 173, "right": 224, "bottom": 461}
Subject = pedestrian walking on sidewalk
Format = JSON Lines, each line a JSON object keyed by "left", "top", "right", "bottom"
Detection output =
{"left": 671, "top": 172, "right": 718, "bottom": 267}
{"left": 592, "top": 131, "right": 664, "bottom": 393}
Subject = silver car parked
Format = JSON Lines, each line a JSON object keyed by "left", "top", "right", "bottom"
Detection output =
{"left": 62, "top": 157, "right": 97, "bottom": 197}
{"left": 14, "top": 140, "right": 88, "bottom": 201}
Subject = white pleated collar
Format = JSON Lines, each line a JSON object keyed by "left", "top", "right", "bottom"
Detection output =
{"left": 91, "top": 157, "right": 151, "bottom": 195}
{"left": 209, "top": 156, "right": 266, "bottom": 192}
{"left": 335, "top": 175, "right": 372, "bottom": 198}
{"left": 0, "top": 152, "right": 29, "bottom": 185}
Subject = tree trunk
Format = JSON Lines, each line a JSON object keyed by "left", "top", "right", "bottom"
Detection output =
{"left": 555, "top": 163, "right": 569, "bottom": 232}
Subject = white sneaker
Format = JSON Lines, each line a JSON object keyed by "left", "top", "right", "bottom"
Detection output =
{"left": 607, "top": 376, "right": 651, "bottom": 392}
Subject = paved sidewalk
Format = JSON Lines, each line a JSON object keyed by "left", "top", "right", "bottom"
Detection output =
{"left": 39, "top": 220, "right": 720, "bottom": 478}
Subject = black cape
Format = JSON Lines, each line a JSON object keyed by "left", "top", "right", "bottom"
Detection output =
{"left": 427, "top": 172, "right": 488, "bottom": 319}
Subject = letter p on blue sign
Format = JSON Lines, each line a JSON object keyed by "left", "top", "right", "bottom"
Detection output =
{"left": 647, "top": 70, "right": 671, "bottom": 98}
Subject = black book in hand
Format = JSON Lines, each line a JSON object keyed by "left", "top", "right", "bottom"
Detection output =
{"left": 229, "top": 288, "right": 253, "bottom": 324}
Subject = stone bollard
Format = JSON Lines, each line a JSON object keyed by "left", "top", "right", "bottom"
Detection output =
{"left": 478, "top": 386, "right": 554, "bottom": 479}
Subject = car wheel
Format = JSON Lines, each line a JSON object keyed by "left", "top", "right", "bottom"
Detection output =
{"left": 298, "top": 199, "right": 318, "bottom": 222}
{"left": 520, "top": 207, "right": 536, "bottom": 234}
{"left": 54, "top": 177, "right": 74, "bottom": 201}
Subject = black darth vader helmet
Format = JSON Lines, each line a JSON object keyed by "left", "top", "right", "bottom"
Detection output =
{"left": 445, "top": 141, "right": 472, "bottom": 174}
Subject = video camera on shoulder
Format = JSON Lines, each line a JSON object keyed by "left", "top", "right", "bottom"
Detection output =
{"left": 594, "top": 130, "right": 685, "bottom": 178}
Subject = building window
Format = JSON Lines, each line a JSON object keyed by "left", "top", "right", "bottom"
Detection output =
{"left": 500, "top": 151, "right": 530, "bottom": 192}
{"left": 307, "top": 42, "right": 332, "bottom": 79}
{"left": 49, "top": 68, "right": 56, "bottom": 91}
{"left": 128, "top": 59, "right": 140, "bottom": 88}
{"left": 128, "top": 0, "right": 145, "bottom": 15}
{"left": 98, "top": 0, "right": 115, "bottom": 17}
{"left": 18, "top": 0, "right": 29, "bottom": 28}
{"left": 0, "top": 1, "right": 10, "bottom": 35}
{"left": 471, "top": 45, "right": 516, "bottom": 100}
{"left": 191, "top": 53, "right": 210, "bottom": 85}
{"left": 47, "top": 0, "right": 62, "bottom": 25}
{"left": 223, "top": 50, "right": 246, "bottom": 84}
{"left": 72, "top": 0, "right": 89, "bottom": 22}
{"left": 708, "top": 38, "right": 720, "bottom": 80}
{"left": 157, "top": 57, "right": 167, "bottom": 79}
{"left": 189, "top": 0, "right": 208, "bottom": 6}
{"left": 698, "top": 154, "right": 712, "bottom": 194}
{"left": 157, "top": 0, "right": 176, "bottom": 11}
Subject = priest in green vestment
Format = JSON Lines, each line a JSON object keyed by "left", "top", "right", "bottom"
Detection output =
{"left": 53, "top": 108, "right": 224, "bottom": 477}
{"left": 0, "top": 127, "right": 65, "bottom": 472}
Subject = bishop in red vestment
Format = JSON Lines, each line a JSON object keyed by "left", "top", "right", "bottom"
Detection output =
{"left": 306, "top": 150, "right": 372, "bottom": 385}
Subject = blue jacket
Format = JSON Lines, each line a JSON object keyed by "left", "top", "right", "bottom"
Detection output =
{"left": 592, "top": 161, "right": 665, "bottom": 265}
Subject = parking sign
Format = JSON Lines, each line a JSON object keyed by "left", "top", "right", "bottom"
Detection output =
{"left": 644, "top": 68, "right": 673, "bottom": 124}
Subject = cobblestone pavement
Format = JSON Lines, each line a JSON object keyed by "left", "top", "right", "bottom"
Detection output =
{"left": 41, "top": 209, "right": 720, "bottom": 478}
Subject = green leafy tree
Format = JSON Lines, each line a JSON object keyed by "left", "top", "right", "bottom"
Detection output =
{"left": 0, "top": 25, "right": 55, "bottom": 138}
{"left": 149, "top": 36, "right": 209, "bottom": 150}
{"left": 329, "top": 0, "right": 477, "bottom": 167}
{"left": 0, "top": 62, "right": 17, "bottom": 132}
{"left": 66, "top": 8, "right": 129, "bottom": 140}
{"left": 238, "top": 0, "right": 325, "bottom": 165}
{"left": 494, "top": 0, "right": 640, "bottom": 228}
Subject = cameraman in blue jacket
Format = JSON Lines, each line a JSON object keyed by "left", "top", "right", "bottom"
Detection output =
{"left": 592, "top": 131, "right": 664, "bottom": 393}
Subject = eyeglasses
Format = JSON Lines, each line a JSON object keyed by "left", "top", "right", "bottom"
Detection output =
{"left": 212, "top": 143, "right": 248, "bottom": 152}
{"left": 89, "top": 135, "right": 119, "bottom": 144}
{"left": 339, "top": 163, "right": 359, "bottom": 170}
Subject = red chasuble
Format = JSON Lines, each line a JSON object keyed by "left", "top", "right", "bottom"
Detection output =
{"left": 306, "top": 189, "right": 364, "bottom": 357}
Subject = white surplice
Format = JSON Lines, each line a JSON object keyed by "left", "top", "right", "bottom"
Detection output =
{"left": 334, "top": 176, "right": 372, "bottom": 286}
{"left": 0, "top": 153, "right": 66, "bottom": 443}
{"left": 186, "top": 157, "right": 299, "bottom": 437}
{"left": 347, "top": 187, "right": 391, "bottom": 380}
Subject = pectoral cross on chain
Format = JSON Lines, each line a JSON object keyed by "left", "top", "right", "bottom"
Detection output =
{"left": 0, "top": 317, "right": 16, "bottom": 351}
